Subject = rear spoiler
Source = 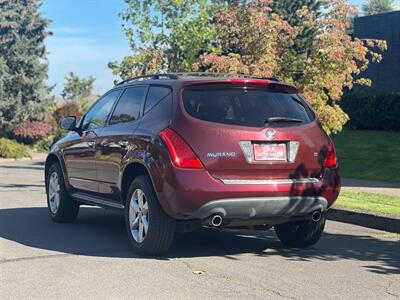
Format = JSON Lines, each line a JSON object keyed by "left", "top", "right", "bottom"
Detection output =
{"left": 186, "top": 78, "right": 298, "bottom": 94}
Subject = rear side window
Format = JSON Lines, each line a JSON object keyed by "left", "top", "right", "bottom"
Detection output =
{"left": 109, "top": 86, "right": 147, "bottom": 125}
{"left": 144, "top": 86, "right": 172, "bottom": 114}
{"left": 183, "top": 87, "right": 312, "bottom": 128}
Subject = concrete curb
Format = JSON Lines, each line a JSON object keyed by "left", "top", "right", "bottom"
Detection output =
{"left": 327, "top": 208, "right": 400, "bottom": 233}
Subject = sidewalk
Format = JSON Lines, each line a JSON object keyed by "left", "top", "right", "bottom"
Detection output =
{"left": 0, "top": 152, "right": 46, "bottom": 163}
{"left": 342, "top": 178, "right": 400, "bottom": 197}
{"left": 332, "top": 178, "right": 400, "bottom": 233}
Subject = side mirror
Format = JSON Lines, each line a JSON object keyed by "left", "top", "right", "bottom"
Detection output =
{"left": 60, "top": 116, "right": 77, "bottom": 131}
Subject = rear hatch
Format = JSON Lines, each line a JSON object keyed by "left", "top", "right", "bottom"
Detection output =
{"left": 173, "top": 81, "right": 330, "bottom": 181}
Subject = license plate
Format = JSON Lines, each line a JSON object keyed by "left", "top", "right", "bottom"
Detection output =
{"left": 253, "top": 143, "right": 287, "bottom": 161}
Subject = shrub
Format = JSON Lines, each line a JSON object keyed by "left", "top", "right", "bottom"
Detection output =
{"left": 52, "top": 100, "right": 82, "bottom": 126}
{"left": 0, "top": 138, "right": 31, "bottom": 159}
{"left": 33, "top": 134, "right": 58, "bottom": 152}
{"left": 341, "top": 90, "right": 400, "bottom": 131}
{"left": 46, "top": 100, "right": 83, "bottom": 142}
{"left": 10, "top": 119, "right": 53, "bottom": 144}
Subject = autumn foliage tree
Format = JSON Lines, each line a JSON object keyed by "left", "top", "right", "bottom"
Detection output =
{"left": 196, "top": 0, "right": 386, "bottom": 133}
{"left": 114, "top": 0, "right": 386, "bottom": 134}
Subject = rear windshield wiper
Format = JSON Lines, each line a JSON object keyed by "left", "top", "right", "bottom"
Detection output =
{"left": 264, "top": 117, "right": 304, "bottom": 124}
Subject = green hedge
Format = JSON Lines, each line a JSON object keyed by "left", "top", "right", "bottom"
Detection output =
{"left": 33, "top": 134, "right": 58, "bottom": 152}
{"left": 341, "top": 91, "right": 400, "bottom": 131}
{"left": 0, "top": 138, "right": 31, "bottom": 159}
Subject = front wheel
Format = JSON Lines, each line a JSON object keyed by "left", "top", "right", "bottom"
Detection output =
{"left": 46, "top": 163, "right": 79, "bottom": 223}
{"left": 274, "top": 215, "right": 326, "bottom": 248}
{"left": 125, "top": 175, "right": 175, "bottom": 256}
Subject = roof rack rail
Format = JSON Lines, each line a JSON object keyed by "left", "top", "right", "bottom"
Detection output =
{"left": 175, "top": 72, "right": 279, "bottom": 81}
{"left": 115, "top": 72, "right": 279, "bottom": 86}
{"left": 116, "top": 73, "right": 179, "bottom": 86}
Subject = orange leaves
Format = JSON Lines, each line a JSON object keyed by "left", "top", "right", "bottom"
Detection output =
{"left": 194, "top": 53, "right": 249, "bottom": 75}
{"left": 196, "top": 0, "right": 291, "bottom": 80}
{"left": 195, "top": 0, "right": 386, "bottom": 134}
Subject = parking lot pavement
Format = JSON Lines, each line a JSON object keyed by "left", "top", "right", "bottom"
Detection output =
{"left": 0, "top": 160, "right": 399, "bottom": 300}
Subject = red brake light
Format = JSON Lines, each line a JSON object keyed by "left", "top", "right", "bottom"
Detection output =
{"left": 229, "top": 78, "right": 269, "bottom": 85}
{"left": 323, "top": 143, "right": 337, "bottom": 168}
{"left": 160, "top": 128, "right": 203, "bottom": 169}
{"left": 228, "top": 79, "right": 298, "bottom": 93}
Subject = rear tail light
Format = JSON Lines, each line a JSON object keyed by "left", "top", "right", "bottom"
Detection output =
{"left": 323, "top": 143, "right": 337, "bottom": 168}
{"left": 160, "top": 128, "right": 203, "bottom": 169}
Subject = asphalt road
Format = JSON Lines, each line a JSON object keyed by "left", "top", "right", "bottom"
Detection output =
{"left": 0, "top": 160, "right": 399, "bottom": 300}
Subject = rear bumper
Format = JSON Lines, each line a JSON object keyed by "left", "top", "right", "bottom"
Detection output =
{"left": 152, "top": 163, "right": 340, "bottom": 220}
{"left": 193, "top": 196, "right": 328, "bottom": 219}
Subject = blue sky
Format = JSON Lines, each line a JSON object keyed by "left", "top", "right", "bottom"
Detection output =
{"left": 41, "top": 0, "right": 364, "bottom": 97}
{"left": 41, "top": 0, "right": 131, "bottom": 96}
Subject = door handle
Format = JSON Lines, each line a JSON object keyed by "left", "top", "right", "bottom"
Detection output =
{"left": 118, "top": 140, "right": 129, "bottom": 148}
{"left": 87, "top": 141, "right": 95, "bottom": 148}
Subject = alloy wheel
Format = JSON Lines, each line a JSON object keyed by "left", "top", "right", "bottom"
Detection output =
{"left": 129, "top": 188, "right": 149, "bottom": 243}
{"left": 48, "top": 172, "right": 61, "bottom": 214}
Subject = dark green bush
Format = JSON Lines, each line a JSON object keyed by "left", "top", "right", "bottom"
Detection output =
{"left": 0, "top": 138, "right": 31, "bottom": 159}
{"left": 33, "top": 135, "right": 56, "bottom": 152}
{"left": 341, "top": 91, "right": 400, "bottom": 131}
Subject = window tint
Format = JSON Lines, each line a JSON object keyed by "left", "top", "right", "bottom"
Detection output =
{"left": 183, "top": 87, "right": 312, "bottom": 128}
{"left": 109, "top": 86, "right": 148, "bottom": 125}
{"left": 144, "top": 86, "right": 172, "bottom": 114}
{"left": 81, "top": 90, "right": 120, "bottom": 131}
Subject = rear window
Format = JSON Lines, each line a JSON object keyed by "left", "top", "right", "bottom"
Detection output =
{"left": 183, "top": 87, "right": 313, "bottom": 127}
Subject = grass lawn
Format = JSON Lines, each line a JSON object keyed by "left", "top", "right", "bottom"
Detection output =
{"left": 332, "top": 130, "right": 400, "bottom": 183}
{"left": 335, "top": 190, "right": 400, "bottom": 218}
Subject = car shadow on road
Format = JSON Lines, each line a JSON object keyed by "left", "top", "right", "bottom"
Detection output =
{"left": 0, "top": 206, "right": 398, "bottom": 275}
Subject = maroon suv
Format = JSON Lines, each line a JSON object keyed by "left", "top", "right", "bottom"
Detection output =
{"left": 45, "top": 73, "right": 340, "bottom": 255}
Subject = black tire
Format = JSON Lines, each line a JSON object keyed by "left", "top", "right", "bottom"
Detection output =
{"left": 125, "top": 175, "right": 175, "bottom": 256}
{"left": 274, "top": 215, "right": 326, "bottom": 248}
{"left": 46, "top": 163, "right": 79, "bottom": 223}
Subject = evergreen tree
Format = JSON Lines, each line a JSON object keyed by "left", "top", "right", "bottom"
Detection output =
{"left": 272, "top": 0, "right": 325, "bottom": 71}
{"left": 0, "top": 0, "right": 53, "bottom": 135}
{"left": 61, "top": 72, "right": 95, "bottom": 100}
{"left": 362, "top": 0, "right": 397, "bottom": 15}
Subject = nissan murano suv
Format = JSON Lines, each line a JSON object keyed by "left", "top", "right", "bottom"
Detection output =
{"left": 45, "top": 73, "right": 340, "bottom": 255}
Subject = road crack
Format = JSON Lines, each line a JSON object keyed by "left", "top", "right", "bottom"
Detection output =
{"left": 175, "top": 258, "right": 298, "bottom": 300}
{"left": 384, "top": 278, "right": 400, "bottom": 299}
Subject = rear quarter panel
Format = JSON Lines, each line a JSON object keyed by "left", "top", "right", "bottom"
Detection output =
{"left": 120, "top": 89, "right": 179, "bottom": 215}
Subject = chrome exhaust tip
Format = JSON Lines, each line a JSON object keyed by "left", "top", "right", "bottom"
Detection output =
{"left": 311, "top": 211, "right": 322, "bottom": 222}
{"left": 211, "top": 215, "right": 223, "bottom": 227}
